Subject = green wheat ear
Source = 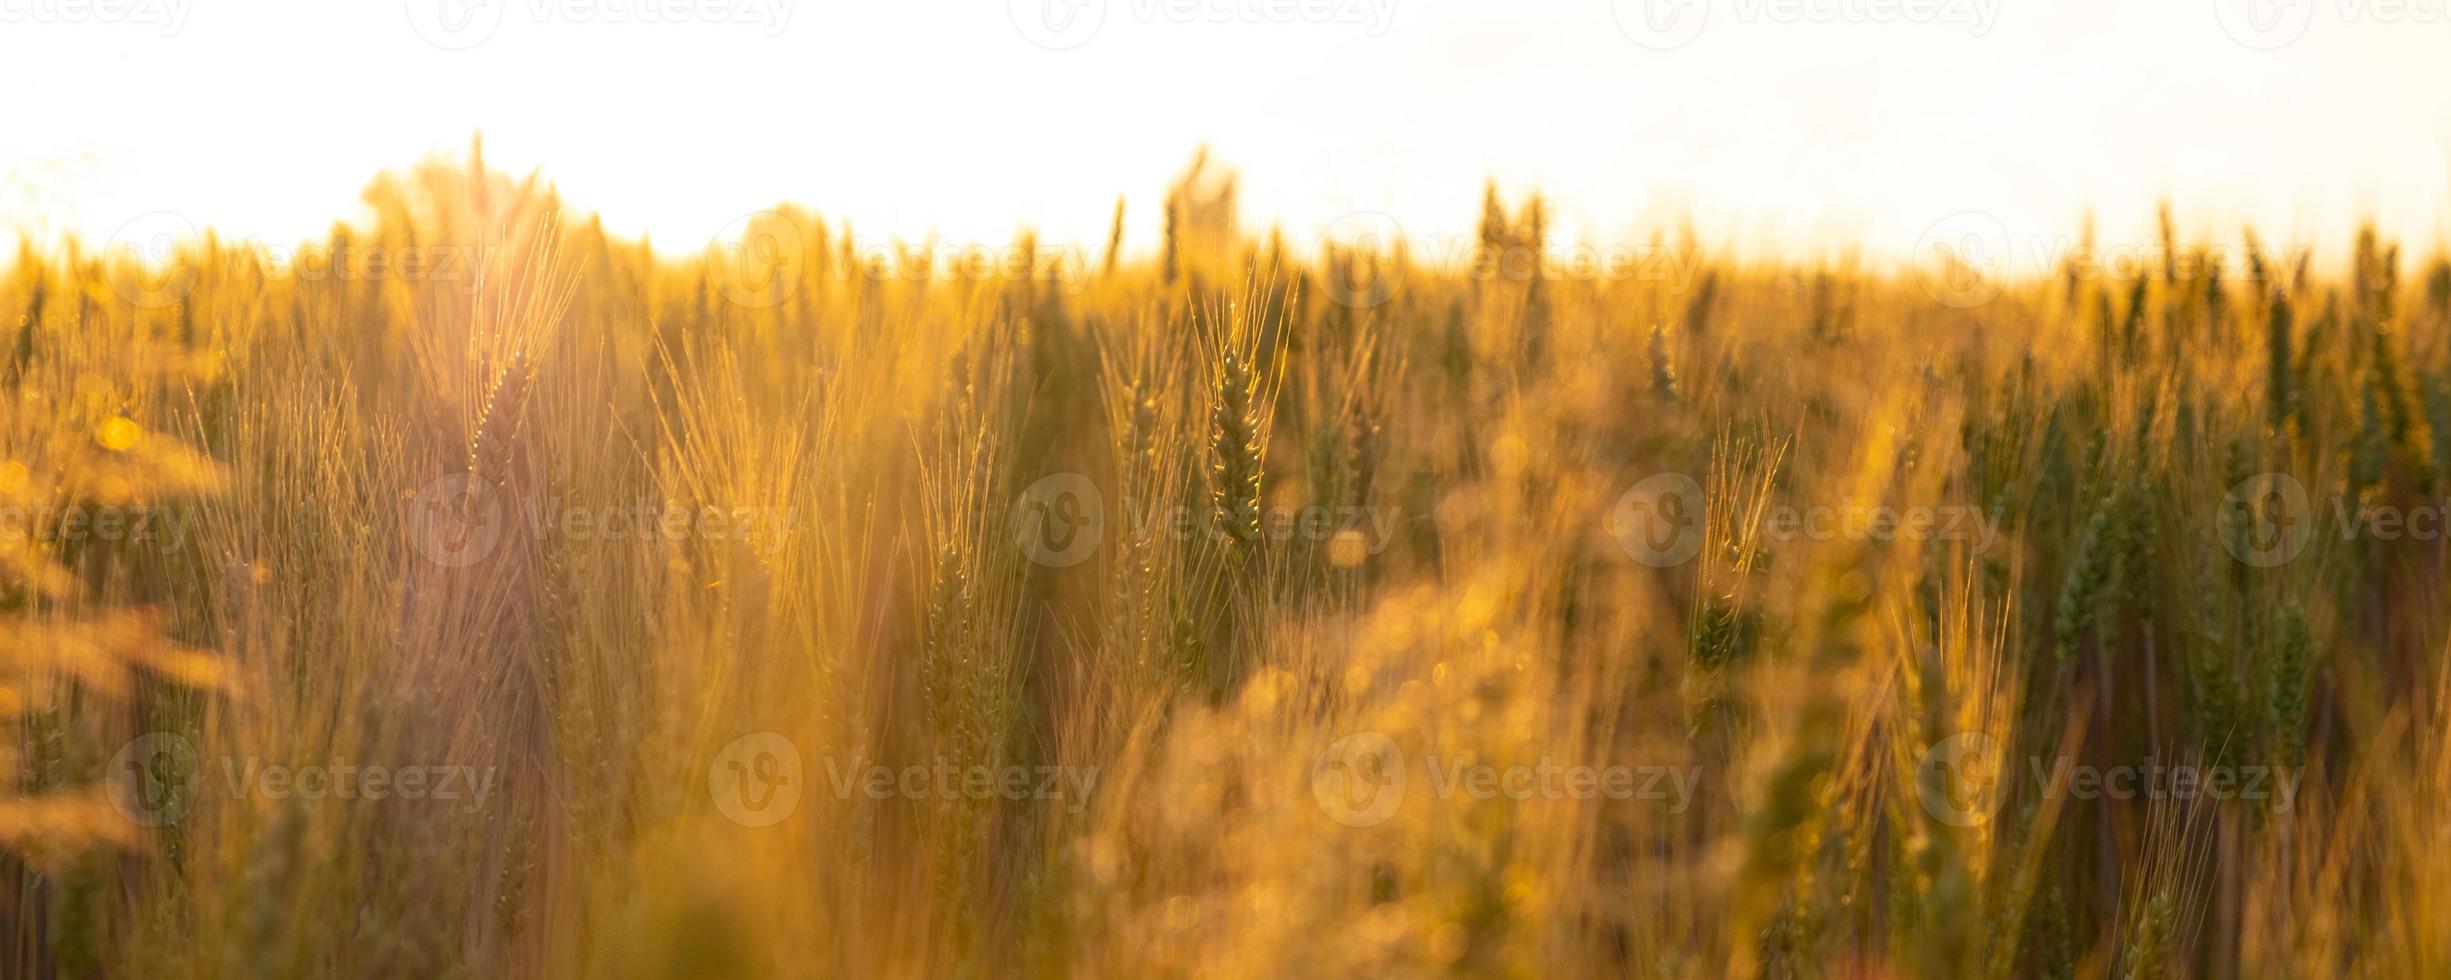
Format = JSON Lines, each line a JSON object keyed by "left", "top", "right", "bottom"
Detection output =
{"left": 2121, "top": 890, "right": 2173, "bottom": 980}
{"left": 2121, "top": 276, "right": 2150, "bottom": 360}
{"left": 6, "top": 272, "right": 41, "bottom": 387}
{"left": 2266, "top": 290, "right": 2293, "bottom": 434}
{"left": 1209, "top": 345, "right": 1263, "bottom": 551}
{"left": 2365, "top": 323, "right": 2434, "bottom": 489}
{"left": 1650, "top": 325, "right": 1680, "bottom": 401}
{"left": 2203, "top": 256, "right": 2227, "bottom": 342}
{"left": 2268, "top": 605, "right": 2312, "bottom": 770}
{"left": 2054, "top": 494, "right": 2113, "bottom": 663}
{"left": 1683, "top": 269, "right": 1718, "bottom": 339}
{"left": 2353, "top": 379, "right": 2388, "bottom": 494}
{"left": 2094, "top": 283, "right": 2118, "bottom": 377}
{"left": 1343, "top": 397, "right": 1379, "bottom": 510}
{"left": 922, "top": 539, "right": 973, "bottom": 741}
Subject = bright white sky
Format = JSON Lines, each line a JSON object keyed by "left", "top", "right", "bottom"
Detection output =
{"left": 2, "top": 0, "right": 2447, "bottom": 275}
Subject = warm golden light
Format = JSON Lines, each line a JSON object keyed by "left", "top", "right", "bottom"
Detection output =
{"left": 6, "top": 4, "right": 2451, "bottom": 978}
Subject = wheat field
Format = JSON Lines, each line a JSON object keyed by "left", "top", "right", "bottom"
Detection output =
{"left": 3, "top": 139, "right": 2451, "bottom": 978}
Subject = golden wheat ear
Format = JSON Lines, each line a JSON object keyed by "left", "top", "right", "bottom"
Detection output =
{"left": 468, "top": 351, "right": 536, "bottom": 488}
